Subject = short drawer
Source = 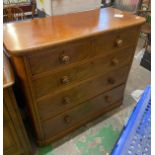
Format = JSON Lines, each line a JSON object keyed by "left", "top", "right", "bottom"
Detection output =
{"left": 38, "top": 66, "right": 129, "bottom": 120}
{"left": 32, "top": 46, "right": 134, "bottom": 99}
{"left": 93, "top": 26, "right": 139, "bottom": 54}
{"left": 27, "top": 27, "right": 138, "bottom": 75}
{"left": 28, "top": 39, "right": 92, "bottom": 75}
{"left": 42, "top": 84, "right": 125, "bottom": 141}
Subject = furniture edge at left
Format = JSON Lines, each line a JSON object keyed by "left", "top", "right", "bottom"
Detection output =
{"left": 3, "top": 53, "right": 32, "bottom": 155}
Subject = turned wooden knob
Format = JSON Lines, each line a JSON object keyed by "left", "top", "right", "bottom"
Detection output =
{"left": 116, "top": 39, "right": 123, "bottom": 47}
{"left": 61, "top": 76, "right": 70, "bottom": 84}
{"left": 104, "top": 95, "right": 111, "bottom": 103}
{"left": 107, "top": 77, "right": 115, "bottom": 84}
{"left": 64, "top": 115, "right": 72, "bottom": 123}
{"left": 111, "top": 58, "right": 119, "bottom": 66}
{"left": 60, "top": 55, "right": 70, "bottom": 64}
{"left": 63, "top": 97, "right": 71, "bottom": 104}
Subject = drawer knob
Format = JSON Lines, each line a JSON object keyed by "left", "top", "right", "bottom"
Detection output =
{"left": 116, "top": 39, "right": 123, "bottom": 47}
{"left": 61, "top": 76, "right": 70, "bottom": 84}
{"left": 104, "top": 95, "right": 111, "bottom": 103}
{"left": 111, "top": 58, "right": 119, "bottom": 66}
{"left": 63, "top": 97, "right": 71, "bottom": 104}
{"left": 107, "top": 77, "right": 115, "bottom": 84}
{"left": 64, "top": 115, "right": 72, "bottom": 123}
{"left": 60, "top": 55, "right": 70, "bottom": 64}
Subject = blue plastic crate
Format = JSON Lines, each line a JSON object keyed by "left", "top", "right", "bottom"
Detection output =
{"left": 111, "top": 85, "right": 151, "bottom": 155}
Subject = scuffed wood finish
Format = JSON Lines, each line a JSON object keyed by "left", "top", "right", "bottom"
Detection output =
{"left": 42, "top": 84, "right": 125, "bottom": 144}
{"left": 32, "top": 47, "right": 133, "bottom": 99}
{"left": 28, "top": 39, "right": 92, "bottom": 75}
{"left": 3, "top": 54, "right": 31, "bottom": 154}
{"left": 3, "top": 8, "right": 145, "bottom": 55}
{"left": 38, "top": 66, "right": 129, "bottom": 120}
{"left": 3, "top": 8, "right": 145, "bottom": 145}
{"left": 28, "top": 26, "right": 138, "bottom": 75}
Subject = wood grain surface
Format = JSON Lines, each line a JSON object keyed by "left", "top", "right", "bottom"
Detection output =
{"left": 3, "top": 8, "right": 145, "bottom": 145}
{"left": 3, "top": 53, "right": 14, "bottom": 88}
{"left": 3, "top": 53, "right": 31, "bottom": 154}
{"left": 3, "top": 8, "right": 145, "bottom": 55}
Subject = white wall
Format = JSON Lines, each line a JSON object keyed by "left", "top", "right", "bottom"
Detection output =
{"left": 51, "top": 0, "right": 102, "bottom": 15}
{"left": 36, "top": 0, "right": 101, "bottom": 16}
{"left": 36, "top": 0, "right": 52, "bottom": 15}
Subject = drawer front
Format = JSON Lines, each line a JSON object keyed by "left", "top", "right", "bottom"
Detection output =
{"left": 42, "top": 85, "right": 125, "bottom": 140}
{"left": 28, "top": 40, "right": 92, "bottom": 75}
{"left": 28, "top": 27, "right": 137, "bottom": 75}
{"left": 38, "top": 66, "right": 129, "bottom": 120}
{"left": 93, "top": 26, "right": 138, "bottom": 54}
{"left": 33, "top": 46, "right": 134, "bottom": 99}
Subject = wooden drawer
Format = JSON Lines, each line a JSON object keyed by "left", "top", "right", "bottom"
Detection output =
{"left": 42, "top": 84, "right": 125, "bottom": 141}
{"left": 27, "top": 27, "right": 137, "bottom": 75}
{"left": 38, "top": 66, "right": 129, "bottom": 120}
{"left": 28, "top": 39, "right": 92, "bottom": 75}
{"left": 32, "top": 46, "right": 134, "bottom": 99}
{"left": 93, "top": 26, "right": 138, "bottom": 54}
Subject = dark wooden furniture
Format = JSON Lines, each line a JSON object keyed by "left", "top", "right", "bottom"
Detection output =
{"left": 3, "top": 8, "right": 145, "bottom": 146}
{"left": 3, "top": 53, "right": 31, "bottom": 154}
{"left": 3, "top": 0, "right": 36, "bottom": 19}
{"left": 3, "top": 6, "right": 26, "bottom": 23}
{"left": 140, "top": 50, "right": 151, "bottom": 71}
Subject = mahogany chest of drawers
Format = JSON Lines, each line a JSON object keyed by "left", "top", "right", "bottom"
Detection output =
{"left": 3, "top": 54, "right": 31, "bottom": 154}
{"left": 3, "top": 8, "right": 145, "bottom": 145}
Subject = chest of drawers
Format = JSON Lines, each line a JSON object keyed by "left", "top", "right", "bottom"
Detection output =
{"left": 3, "top": 8, "right": 145, "bottom": 145}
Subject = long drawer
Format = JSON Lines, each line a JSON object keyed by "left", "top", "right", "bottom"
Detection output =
{"left": 27, "top": 27, "right": 138, "bottom": 75}
{"left": 38, "top": 66, "right": 129, "bottom": 120}
{"left": 42, "top": 84, "right": 125, "bottom": 142}
{"left": 32, "top": 46, "right": 134, "bottom": 99}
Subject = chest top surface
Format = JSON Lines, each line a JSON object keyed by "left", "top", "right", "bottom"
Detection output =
{"left": 3, "top": 7, "right": 145, "bottom": 56}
